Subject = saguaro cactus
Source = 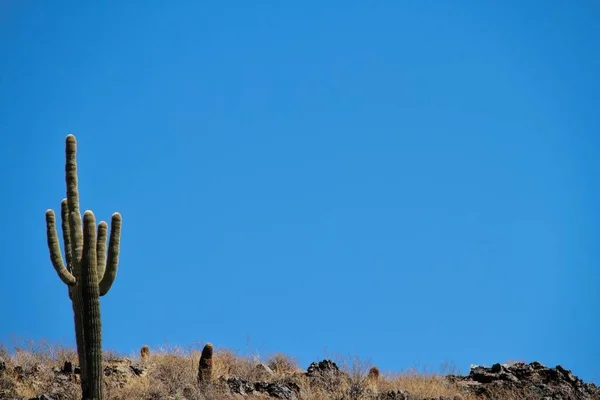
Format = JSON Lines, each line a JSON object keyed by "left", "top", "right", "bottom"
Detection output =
{"left": 45, "top": 134, "right": 122, "bottom": 400}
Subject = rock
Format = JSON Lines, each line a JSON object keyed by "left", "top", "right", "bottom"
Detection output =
{"left": 306, "top": 359, "right": 346, "bottom": 391}
{"left": 347, "top": 383, "right": 366, "bottom": 399}
{"left": 226, "top": 377, "right": 256, "bottom": 396}
{"left": 225, "top": 377, "right": 300, "bottom": 399}
{"left": 104, "top": 355, "right": 132, "bottom": 364}
{"left": 376, "top": 390, "right": 411, "bottom": 400}
{"left": 129, "top": 364, "right": 146, "bottom": 376}
{"left": 306, "top": 359, "right": 340, "bottom": 377}
{"left": 28, "top": 395, "right": 56, "bottom": 400}
{"left": 255, "top": 362, "right": 275, "bottom": 378}
{"left": 376, "top": 390, "right": 463, "bottom": 400}
{"left": 62, "top": 361, "right": 73, "bottom": 374}
{"left": 103, "top": 365, "right": 130, "bottom": 377}
{"left": 0, "top": 356, "right": 5, "bottom": 373}
{"left": 254, "top": 381, "right": 299, "bottom": 399}
{"left": 450, "top": 362, "right": 600, "bottom": 400}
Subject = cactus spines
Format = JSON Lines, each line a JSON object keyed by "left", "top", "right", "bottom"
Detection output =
{"left": 198, "top": 343, "right": 214, "bottom": 385}
{"left": 140, "top": 345, "right": 150, "bottom": 362}
{"left": 367, "top": 366, "right": 380, "bottom": 381}
{"left": 81, "top": 211, "right": 103, "bottom": 400}
{"left": 45, "top": 134, "right": 122, "bottom": 400}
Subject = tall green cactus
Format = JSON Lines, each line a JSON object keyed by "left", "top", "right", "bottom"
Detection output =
{"left": 45, "top": 134, "right": 122, "bottom": 400}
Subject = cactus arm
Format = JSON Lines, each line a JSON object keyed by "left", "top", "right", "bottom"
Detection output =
{"left": 60, "top": 199, "right": 76, "bottom": 300}
{"left": 96, "top": 221, "right": 108, "bottom": 282}
{"left": 81, "top": 211, "right": 103, "bottom": 400}
{"left": 99, "top": 212, "right": 121, "bottom": 296}
{"left": 45, "top": 210, "right": 76, "bottom": 286}
{"left": 60, "top": 199, "right": 73, "bottom": 272}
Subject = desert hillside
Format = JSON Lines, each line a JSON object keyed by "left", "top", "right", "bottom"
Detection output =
{"left": 0, "top": 342, "right": 597, "bottom": 400}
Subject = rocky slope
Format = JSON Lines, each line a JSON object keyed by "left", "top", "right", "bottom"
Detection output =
{"left": 0, "top": 353, "right": 597, "bottom": 400}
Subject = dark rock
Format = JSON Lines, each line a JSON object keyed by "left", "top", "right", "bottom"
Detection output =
{"left": 557, "top": 365, "right": 578, "bottom": 384}
{"left": 254, "top": 381, "right": 299, "bottom": 399}
{"left": 103, "top": 365, "right": 130, "bottom": 377}
{"left": 306, "top": 359, "right": 340, "bottom": 377}
{"left": 129, "top": 364, "right": 146, "bottom": 376}
{"left": 376, "top": 390, "right": 411, "bottom": 400}
{"left": 451, "top": 362, "right": 600, "bottom": 400}
{"left": 490, "top": 363, "right": 503, "bottom": 373}
{"left": 226, "top": 376, "right": 256, "bottom": 396}
{"left": 376, "top": 390, "right": 462, "bottom": 400}
{"left": 0, "top": 356, "right": 5, "bottom": 373}
{"left": 225, "top": 376, "right": 300, "bottom": 399}
{"left": 347, "top": 383, "right": 365, "bottom": 399}
{"left": 62, "top": 361, "right": 73, "bottom": 374}
{"left": 306, "top": 359, "right": 345, "bottom": 389}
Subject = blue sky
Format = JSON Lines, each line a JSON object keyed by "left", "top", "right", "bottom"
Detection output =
{"left": 1, "top": 0, "right": 599, "bottom": 383}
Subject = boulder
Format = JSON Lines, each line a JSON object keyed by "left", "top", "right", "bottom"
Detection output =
{"left": 447, "top": 361, "right": 600, "bottom": 400}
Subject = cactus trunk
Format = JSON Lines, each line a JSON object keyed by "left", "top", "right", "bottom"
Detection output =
{"left": 81, "top": 211, "right": 103, "bottom": 400}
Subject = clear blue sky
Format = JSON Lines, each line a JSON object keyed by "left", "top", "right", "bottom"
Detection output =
{"left": 1, "top": 0, "right": 599, "bottom": 383}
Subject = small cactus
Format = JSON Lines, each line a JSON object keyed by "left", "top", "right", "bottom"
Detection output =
{"left": 367, "top": 366, "right": 380, "bottom": 381}
{"left": 140, "top": 345, "right": 150, "bottom": 362}
{"left": 197, "top": 343, "right": 213, "bottom": 385}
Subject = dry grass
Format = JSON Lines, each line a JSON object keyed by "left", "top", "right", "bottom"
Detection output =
{"left": 0, "top": 339, "right": 505, "bottom": 400}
